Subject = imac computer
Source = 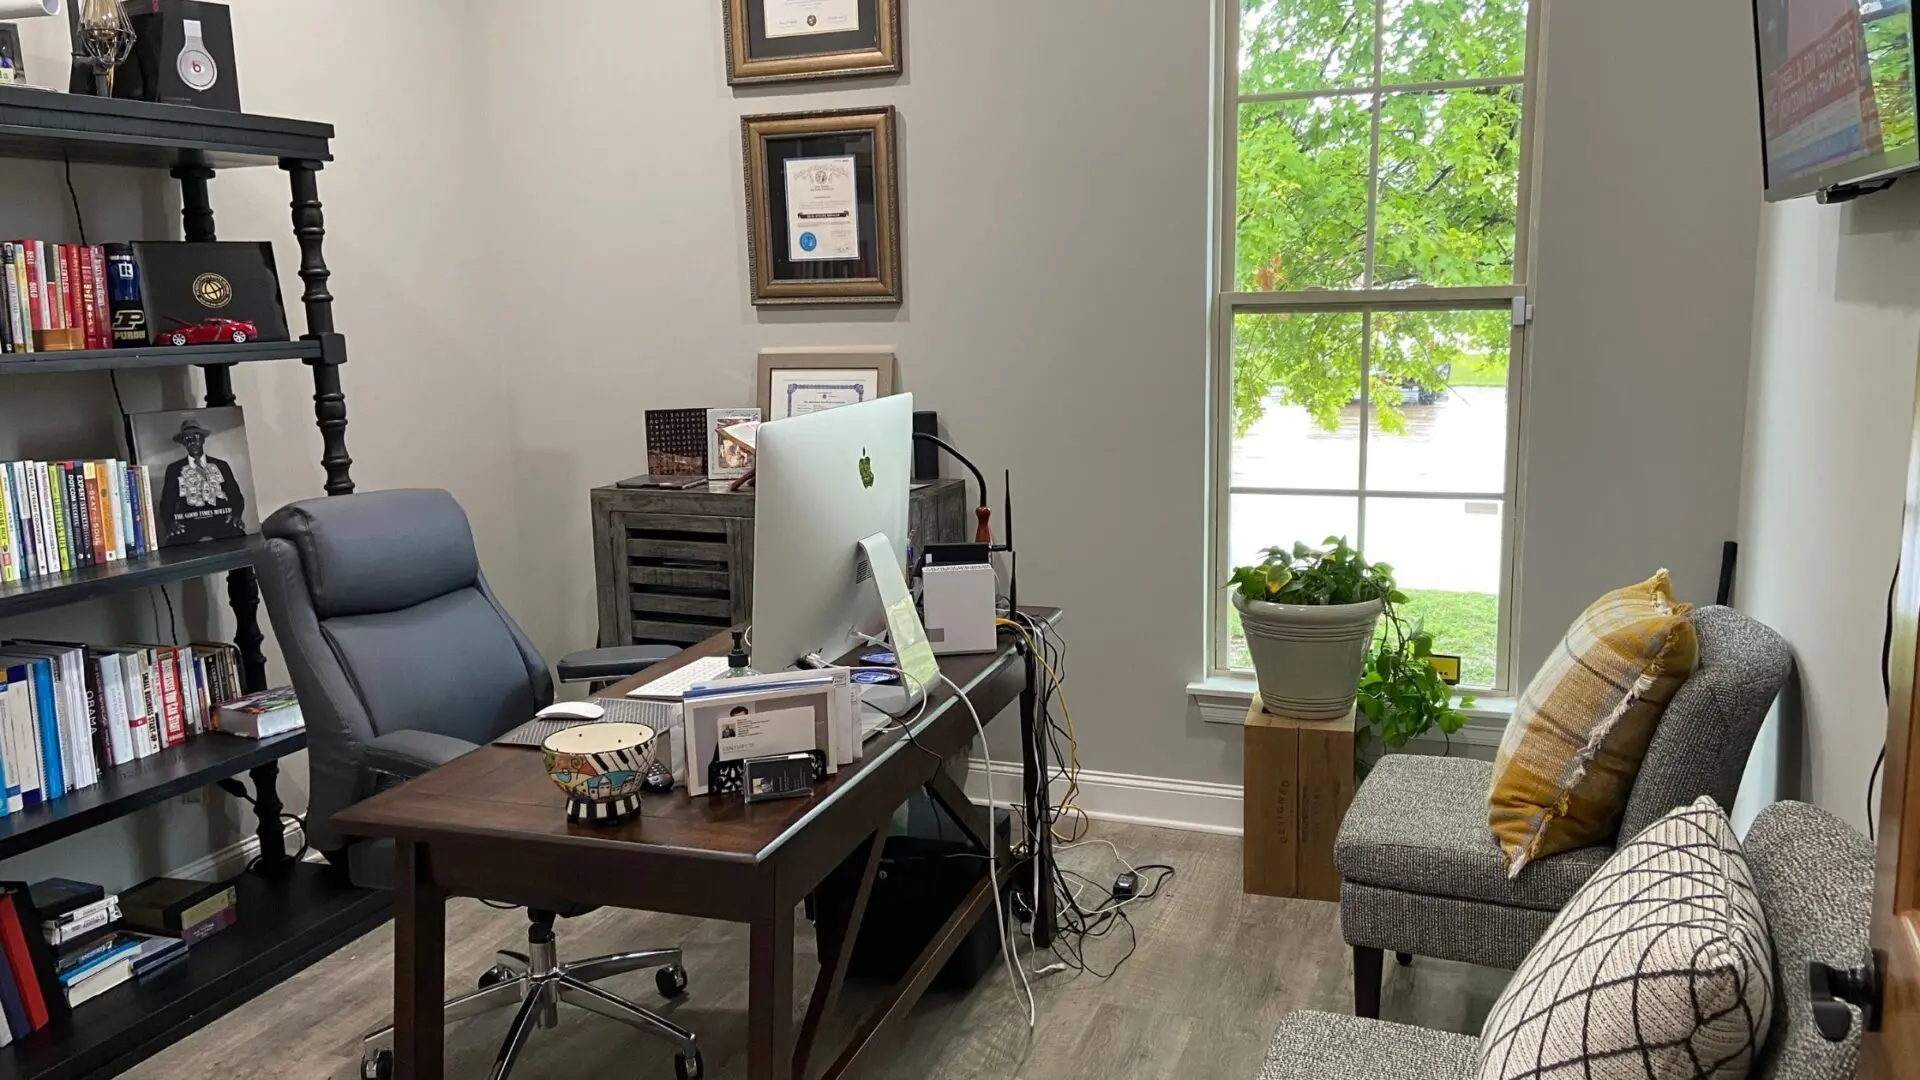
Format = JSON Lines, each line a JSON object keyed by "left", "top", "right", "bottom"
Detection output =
{"left": 750, "top": 394, "right": 914, "bottom": 675}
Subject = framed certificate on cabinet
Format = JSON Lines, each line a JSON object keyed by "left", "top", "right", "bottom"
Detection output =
{"left": 742, "top": 108, "right": 902, "bottom": 307}
{"left": 722, "top": 0, "right": 901, "bottom": 85}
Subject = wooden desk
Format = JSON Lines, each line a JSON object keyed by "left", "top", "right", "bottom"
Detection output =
{"left": 333, "top": 610, "right": 1060, "bottom": 1080}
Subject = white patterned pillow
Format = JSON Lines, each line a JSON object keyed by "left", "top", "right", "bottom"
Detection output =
{"left": 1478, "top": 797, "right": 1774, "bottom": 1080}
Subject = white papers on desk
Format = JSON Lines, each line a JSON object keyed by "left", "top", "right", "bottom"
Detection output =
{"left": 679, "top": 668, "right": 858, "bottom": 795}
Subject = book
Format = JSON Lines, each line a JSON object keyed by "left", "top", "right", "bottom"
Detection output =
{"left": 87, "top": 247, "right": 110, "bottom": 352}
{"left": 121, "top": 878, "right": 235, "bottom": 936}
{"left": 44, "top": 898, "right": 118, "bottom": 946}
{"left": 25, "top": 878, "right": 102, "bottom": 921}
{"left": 0, "top": 467, "right": 13, "bottom": 584}
{"left": 61, "top": 954, "right": 133, "bottom": 1008}
{"left": 129, "top": 933, "right": 186, "bottom": 979}
{"left": 9, "top": 644, "right": 93, "bottom": 790}
{"left": 94, "top": 652, "right": 133, "bottom": 768}
{"left": 178, "top": 904, "right": 236, "bottom": 945}
{"left": 215, "top": 687, "right": 301, "bottom": 739}
{"left": 77, "top": 247, "right": 101, "bottom": 350}
{"left": 53, "top": 929, "right": 121, "bottom": 976}
{"left": 0, "top": 655, "right": 59, "bottom": 801}
{"left": 0, "top": 889, "right": 57, "bottom": 1030}
{"left": 125, "top": 408, "right": 258, "bottom": 547}
{"left": 0, "top": 939, "right": 23, "bottom": 1045}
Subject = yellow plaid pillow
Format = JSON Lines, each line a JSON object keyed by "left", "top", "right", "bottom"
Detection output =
{"left": 1489, "top": 570, "right": 1698, "bottom": 876}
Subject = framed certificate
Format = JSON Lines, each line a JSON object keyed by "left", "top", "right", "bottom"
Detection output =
{"left": 722, "top": 0, "right": 901, "bottom": 85}
{"left": 742, "top": 108, "right": 902, "bottom": 306}
{"left": 756, "top": 349, "right": 896, "bottom": 421}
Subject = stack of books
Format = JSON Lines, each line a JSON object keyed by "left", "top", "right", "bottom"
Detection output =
{"left": 121, "top": 878, "right": 236, "bottom": 946}
{"left": 0, "top": 241, "right": 116, "bottom": 355}
{"left": 0, "top": 459, "right": 162, "bottom": 585}
{"left": 33, "top": 879, "right": 140, "bottom": 1009}
{"left": 214, "top": 687, "right": 303, "bottom": 739}
{"left": 0, "top": 641, "right": 243, "bottom": 812}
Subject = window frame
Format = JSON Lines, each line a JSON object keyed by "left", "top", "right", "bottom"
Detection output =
{"left": 1207, "top": 0, "right": 1545, "bottom": 692}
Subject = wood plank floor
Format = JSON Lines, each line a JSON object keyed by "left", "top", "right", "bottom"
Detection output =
{"left": 121, "top": 823, "right": 1512, "bottom": 1079}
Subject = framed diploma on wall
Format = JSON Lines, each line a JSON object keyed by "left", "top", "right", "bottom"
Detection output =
{"left": 722, "top": 0, "right": 901, "bottom": 85}
{"left": 742, "top": 107, "right": 902, "bottom": 307}
{"left": 757, "top": 349, "right": 896, "bottom": 421}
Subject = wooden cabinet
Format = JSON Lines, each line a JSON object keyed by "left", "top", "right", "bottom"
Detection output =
{"left": 591, "top": 479, "right": 969, "bottom": 650}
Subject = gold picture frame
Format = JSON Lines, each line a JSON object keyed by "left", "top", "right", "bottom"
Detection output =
{"left": 742, "top": 107, "right": 902, "bottom": 307}
{"left": 722, "top": 0, "right": 901, "bottom": 85}
{"left": 756, "top": 349, "right": 896, "bottom": 420}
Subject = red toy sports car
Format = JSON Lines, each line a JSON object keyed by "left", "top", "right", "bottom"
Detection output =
{"left": 160, "top": 316, "right": 259, "bottom": 346}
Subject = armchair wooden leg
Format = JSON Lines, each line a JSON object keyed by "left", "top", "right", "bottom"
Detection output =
{"left": 1396, "top": 952, "right": 1413, "bottom": 967}
{"left": 1353, "top": 946, "right": 1383, "bottom": 1019}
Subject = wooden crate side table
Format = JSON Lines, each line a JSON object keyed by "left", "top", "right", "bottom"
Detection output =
{"left": 1243, "top": 694, "right": 1357, "bottom": 902}
{"left": 590, "top": 479, "right": 969, "bottom": 650}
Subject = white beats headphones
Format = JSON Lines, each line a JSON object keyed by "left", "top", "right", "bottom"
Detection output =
{"left": 177, "top": 18, "right": 218, "bottom": 92}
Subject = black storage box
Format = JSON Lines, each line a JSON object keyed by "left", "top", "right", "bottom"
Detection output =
{"left": 813, "top": 793, "right": 1013, "bottom": 991}
{"left": 131, "top": 241, "right": 289, "bottom": 346}
{"left": 111, "top": 1, "right": 240, "bottom": 111}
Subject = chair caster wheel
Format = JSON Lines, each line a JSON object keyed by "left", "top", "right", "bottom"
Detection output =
{"left": 675, "top": 1049, "right": 704, "bottom": 1080}
{"left": 361, "top": 1048, "right": 393, "bottom": 1080}
{"left": 657, "top": 964, "right": 689, "bottom": 998}
{"left": 478, "top": 964, "right": 514, "bottom": 989}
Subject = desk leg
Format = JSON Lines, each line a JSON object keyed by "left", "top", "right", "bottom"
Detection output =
{"left": 394, "top": 840, "right": 446, "bottom": 1080}
{"left": 1019, "top": 642, "right": 1056, "bottom": 948}
{"left": 794, "top": 832, "right": 883, "bottom": 1080}
{"left": 749, "top": 892, "right": 795, "bottom": 1080}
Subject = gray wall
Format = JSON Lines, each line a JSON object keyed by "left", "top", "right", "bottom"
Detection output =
{"left": 1733, "top": 186, "right": 1920, "bottom": 835}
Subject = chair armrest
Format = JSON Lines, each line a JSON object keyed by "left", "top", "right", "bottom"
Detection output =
{"left": 556, "top": 644, "right": 681, "bottom": 684}
{"left": 362, "top": 730, "right": 481, "bottom": 780}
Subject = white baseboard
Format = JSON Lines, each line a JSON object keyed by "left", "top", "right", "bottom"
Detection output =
{"left": 168, "top": 818, "right": 309, "bottom": 882}
{"left": 963, "top": 760, "right": 1245, "bottom": 836}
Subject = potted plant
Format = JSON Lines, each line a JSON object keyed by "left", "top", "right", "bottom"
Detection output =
{"left": 1228, "top": 537, "right": 1391, "bottom": 720}
{"left": 1355, "top": 613, "right": 1475, "bottom": 779}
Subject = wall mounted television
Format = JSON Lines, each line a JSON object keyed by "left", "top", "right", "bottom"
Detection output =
{"left": 1755, "top": 0, "right": 1919, "bottom": 201}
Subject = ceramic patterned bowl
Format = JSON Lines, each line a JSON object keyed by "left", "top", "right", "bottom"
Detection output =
{"left": 542, "top": 722, "right": 658, "bottom": 827}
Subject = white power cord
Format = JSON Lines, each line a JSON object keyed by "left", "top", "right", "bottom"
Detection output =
{"left": 936, "top": 669, "right": 1037, "bottom": 1029}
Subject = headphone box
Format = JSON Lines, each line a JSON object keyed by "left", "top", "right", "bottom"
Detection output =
{"left": 131, "top": 241, "right": 289, "bottom": 347}
{"left": 111, "top": 1, "right": 241, "bottom": 112}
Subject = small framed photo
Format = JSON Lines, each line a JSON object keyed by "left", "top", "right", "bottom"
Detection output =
{"left": 742, "top": 107, "right": 901, "bottom": 306}
{"left": 722, "top": 0, "right": 901, "bottom": 86}
{"left": 0, "top": 23, "right": 22, "bottom": 83}
{"left": 706, "top": 407, "right": 761, "bottom": 480}
{"left": 757, "top": 349, "right": 895, "bottom": 421}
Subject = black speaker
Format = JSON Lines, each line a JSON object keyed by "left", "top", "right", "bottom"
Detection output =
{"left": 913, "top": 410, "right": 939, "bottom": 481}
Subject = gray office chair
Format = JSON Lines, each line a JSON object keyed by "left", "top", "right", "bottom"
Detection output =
{"left": 255, "top": 488, "right": 700, "bottom": 1080}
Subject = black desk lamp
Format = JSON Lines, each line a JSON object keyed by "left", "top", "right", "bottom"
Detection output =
{"left": 910, "top": 432, "right": 1018, "bottom": 615}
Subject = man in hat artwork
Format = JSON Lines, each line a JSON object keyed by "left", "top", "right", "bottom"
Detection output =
{"left": 158, "top": 417, "right": 248, "bottom": 543}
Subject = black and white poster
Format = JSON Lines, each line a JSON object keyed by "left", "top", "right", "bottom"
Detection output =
{"left": 128, "top": 407, "right": 259, "bottom": 547}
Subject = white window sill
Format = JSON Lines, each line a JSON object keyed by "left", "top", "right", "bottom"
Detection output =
{"left": 1188, "top": 675, "right": 1514, "bottom": 749}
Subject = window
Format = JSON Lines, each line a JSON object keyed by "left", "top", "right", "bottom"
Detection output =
{"left": 1212, "top": 0, "right": 1538, "bottom": 691}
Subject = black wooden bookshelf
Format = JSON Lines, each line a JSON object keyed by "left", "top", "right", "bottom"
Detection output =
{"left": 0, "top": 87, "right": 380, "bottom": 1080}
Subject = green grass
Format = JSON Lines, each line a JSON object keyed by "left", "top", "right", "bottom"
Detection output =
{"left": 1226, "top": 587, "right": 1498, "bottom": 688}
{"left": 1448, "top": 352, "right": 1508, "bottom": 388}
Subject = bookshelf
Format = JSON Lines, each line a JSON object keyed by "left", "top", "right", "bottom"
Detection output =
{"left": 0, "top": 85, "right": 386, "bottom": 1080}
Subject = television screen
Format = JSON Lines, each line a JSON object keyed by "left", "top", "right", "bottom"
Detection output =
{"left": 1755, "top": 0, "right": 1919, "bottom": 199}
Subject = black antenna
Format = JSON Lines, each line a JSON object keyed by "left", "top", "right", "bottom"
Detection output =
{"left": 1003, "top": 469, "right": 1018, "bottom": 616}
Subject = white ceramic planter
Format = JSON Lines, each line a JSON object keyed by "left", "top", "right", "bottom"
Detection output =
{"left": 1235, "top": 594, "right": 1384, "bottom": 720}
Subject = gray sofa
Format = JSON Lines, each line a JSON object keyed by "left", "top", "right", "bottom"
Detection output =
{"left": 1257, "top": 800, "right": 1874, "bottom": 1080}
{"left": 1336, "top": 606, "right": 1792, "bottom": 1011}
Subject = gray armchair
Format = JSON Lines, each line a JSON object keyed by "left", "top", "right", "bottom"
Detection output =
{"left": 1260, "top": 801, "right": 1873, "bottom": 1080}
{"left": 1334, "top": 605, "right": 1792, "bottom": 1017}
{"left": 256, "top": 488, "right": 698, "bottom": 1080}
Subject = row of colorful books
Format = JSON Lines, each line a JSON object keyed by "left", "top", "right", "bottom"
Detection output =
{"left": 0, "top": 459, "right": 164, "bottom": 585}
{"left": 0, "top": 876, "right": 230, "bottom": 1041}
{"left": 0, "top": 242, "right": 125, "bottom": 355}
{"left": 0, "top": 641, "right": 244, "bottom": 811}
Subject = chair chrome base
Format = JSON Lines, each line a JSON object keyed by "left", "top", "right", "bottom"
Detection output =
{"left": 359, "top": 936, "right": 700, "bottom": 1080}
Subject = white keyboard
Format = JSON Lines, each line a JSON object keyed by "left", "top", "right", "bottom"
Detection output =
{"left": 625, "top": 656, "right": 732, "bottom": 700}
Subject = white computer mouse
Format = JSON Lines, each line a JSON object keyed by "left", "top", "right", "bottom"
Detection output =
{"left": 536, "top": 700, "right": 606, "bottom": 722}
